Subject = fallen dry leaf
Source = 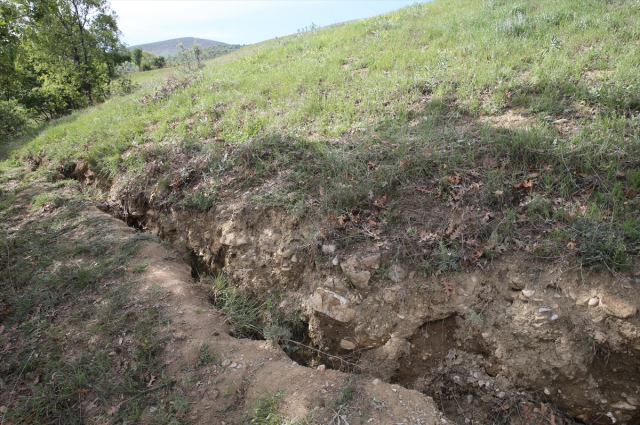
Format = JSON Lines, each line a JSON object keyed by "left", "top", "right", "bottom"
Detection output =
{"left": 147, "top": 375, "right": 156, "bottom": 388}
{"left": 447, "top": 173, "right": 461, "bottom": 185}
{"left": 567, "top": 242, "right": 576, "bottom": 249}
{"left": 514, "top": 179, "right": 534, "bottom": 189}
{"left": 440, "top": 278, "right": 453, "bottom": 296}
{"left": 0, "top": 405, "right": 6, "bottom": 413}
{"left": 0, "top": 325, "right": 4, "bottom": 334}
{"left": 494, "top": 190, "right": 503, "bottom": 196}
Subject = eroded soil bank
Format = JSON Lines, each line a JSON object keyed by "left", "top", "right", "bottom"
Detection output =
{"left": 73, "top": 159, "right": 640, "bottom": 425}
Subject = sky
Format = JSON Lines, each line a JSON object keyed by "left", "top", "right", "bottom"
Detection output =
{"left": 110, "top": 1, "right": 431, "bottom": 47}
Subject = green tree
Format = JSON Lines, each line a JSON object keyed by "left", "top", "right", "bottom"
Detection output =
{"left": 0, "top": 1, "right": 21, "bottom": 98}
{"left": 151, "top": 55, "right": 165, "bottom": 68}
{"left": 132, "top": 46, "right": 143, "bottom": 72}
{"left": 177, "top": 41, "right": 191, "bottom": 71}
{"left": 9, "top": 0, "right": 129, "bottom": 119}
{"left": 192, "top": 38, "right": 201, "bottom": 68}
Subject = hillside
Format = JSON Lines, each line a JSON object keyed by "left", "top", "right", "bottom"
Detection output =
{"left": 3, "top": 0, "right": 640, "bottom": 424}
{"left": 130, "top": 36, "right": 227, "bottom": 57}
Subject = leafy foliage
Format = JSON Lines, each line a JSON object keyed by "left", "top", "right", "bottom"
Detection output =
{"left": 2, "top": 0, "right": 129, "bottom": 124}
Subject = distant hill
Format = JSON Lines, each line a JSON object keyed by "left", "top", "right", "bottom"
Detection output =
{"left": 129, "top": 37, "right": 227, "bottom": 57}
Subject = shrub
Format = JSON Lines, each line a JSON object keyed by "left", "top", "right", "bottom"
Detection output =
{"left": 0, "top": 100, "right": 27, "bottom": 144}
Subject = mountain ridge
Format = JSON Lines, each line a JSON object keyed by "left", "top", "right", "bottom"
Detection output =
{"left": 129, "top": 37, "right": 227, "bottom": 57}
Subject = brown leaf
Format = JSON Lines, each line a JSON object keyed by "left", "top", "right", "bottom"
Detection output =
{"left": 447, "top": 173, "right": 461, "bottom": 185}
{"left": 75, "top": 388, "right": 90, "bottom": 394}
{"left": 494, "top": 190, "right": 503, "bottom": 196}
{"left": 147, "top": 375, "right": 156, "bottom": 388}
{"left": 399, "top": 160, "right": 410, "bottom": 167}
{"left": 0, "top": 406, "right": 6, "bottom": 413}
{"left": 368, "top": 219, "right": 377, "bottom": 226}
{"left": 440, "top": 278, "right": 453, "bottom": 296}
{"left": 482, "top": 212, "right": 494, "bottom": 223}
{"left": 419, "top": 231, "right": 440, "bottom": 245}
{"left": 567, "top": 241, "right": 576, "bottom": 249}
{"left": 0, "top": 325, "right": 4, "bottom": 334}
{"left": 514, "top": 179, "right": 534, "bottom": 189}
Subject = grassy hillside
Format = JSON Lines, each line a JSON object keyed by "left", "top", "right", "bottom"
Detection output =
{"left": 7, "top": 0, "right": 640, "bottom": 272}
{"left": 129, "top": 37, "right": 226, "bottom": 57}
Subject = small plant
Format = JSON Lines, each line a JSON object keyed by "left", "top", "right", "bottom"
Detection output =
{"left": 246, "top": 391, "right": 285, "bottom": 425}
{"left": 437, "top": 242, "right": 459, "bottom": 272}
{"left": 198, "top": 342, "right": 217, "bottom": 365}
{"left": 541, "top": 35, "right": 562, "bottom": 57}
{"left": 204, "top": 274, "right": 263, "bottom": 338}
{"left": 375, "top": 262, "right": 389, "bottom": 279}
{"left": 466, "top": 308, "right": 484, "bottom": 327}
{"left": 132, "top": 263, "right": 148, "bottom": 273}
{"left": 263, "top": 324, "right": 296, "bottom": 354}
{"left": 327, "top": 377, "right": 355, "bottom": 410}
{"left": 371, "top": 393, "right": 387, "bottom": 411}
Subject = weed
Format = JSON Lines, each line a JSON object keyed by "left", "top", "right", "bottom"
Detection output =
{"left": 204, "top": 274, "right": 263, "bottom": 338}
{"left": 327, "top": 377, "right": 355, "bottom": 410}
{"left": 132, "top": 262, "right": 148, "bottom": 273}
{"left": 245, "top": 391, "right": 285, "bottom": 425}
{"left": 375, "top": 262, "right": 389, "bottom": 280}
{"left": 466, "top": 308, "right": 485, "bottom": 327}
{"left": 198, "top": 342, "right": 217, "bottom": 365}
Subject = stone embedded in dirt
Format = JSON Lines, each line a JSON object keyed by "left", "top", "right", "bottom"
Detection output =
{"left": 600, "top": 295, "right": 637, "bottom": 319}
{"left": 291, "top": 254, "right": 298, "bottom": 263}
{"left": 322, "top": 244, "right": 336, "bottom": 254}
{"left": 361, "top": 253, "right": 381, "bottom": 268}
{"left": 522, "top": 289, "right": 535, "bottom": 298}
{"left": 340, "top": 339, "right": 357, "bottom": 350}
{"left": 588, "top": 297, "right": 599, "bottom": 306}
{"left": 316, "top": 364, "right": 326, "bottom": 372}
{"left": 339, "top": 254, "right": 376, "bottom": 288}
{"left": 539, "top": 308, "right": 551, "bottom": 313}
{"left": 229, "top": 362, "right": 237, "bottom": 368}
{"left": 551, "top": 314, "right": 559, "bottom": 320}
{"left": 222, "top": 359, "right": 231, "bottom": 367}
{"left": 308, "top": 288, "right": 356, "bottom": 322}
{"left": 220, "top": 232, "right": 247, "bottom": 247}
{"left": 508, "top": 276, "right": 526, "bottom": 290}
{"left": 389, "top": 264, "right": 407, "bottom": 283}
{"left": 372, "top": 378, "right": 380, "bottom": 385}
{"left": 340, "top": 262, "right": 371, "bottom": 289}
{"left": 612, "top": 401, "right": 636, "bottom": 410}
{"left": 323, "top": 277, "right": 346, "bottom": 290}
{"left": 332, "top": 256, "right": 339, "bottom": 266}
{"left": 383, "top": 285, "right": 402, "bottom": 304}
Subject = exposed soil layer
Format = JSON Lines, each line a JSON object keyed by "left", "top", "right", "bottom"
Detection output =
{"left": 69, "top": 160, "right": 640, "bottom": 424}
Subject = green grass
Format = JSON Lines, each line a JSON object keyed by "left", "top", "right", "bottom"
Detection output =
{"left": 245, "top": 392, "right": 285, "bottom": 425}
{"left": 3, "top": 0, "right": 640, "bottom": 273}
{"left": 0, "top": 173, "right": 180, "bottom": 424}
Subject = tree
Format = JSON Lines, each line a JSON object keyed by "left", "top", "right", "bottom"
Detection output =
{"left": 192, "top": 38, "right": 201, "bottom": 68}
{"left": 8, "top": 0, "right": 129, "bottom": 118}
{"left": 0, "top": 1, "right": 21, "bottom": 99}
{"left": 177, "top": 41, "right": 191, "bottom": 71}
{"left": 132, "top": 46, "right": 143, "bottom": 72}
{"left": 151, "top": 55, "right": 165, "bottom": 68}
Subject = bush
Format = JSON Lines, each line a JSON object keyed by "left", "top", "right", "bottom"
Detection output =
{"left": 0, "top": 100, "right": 27, "bottom": 144}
